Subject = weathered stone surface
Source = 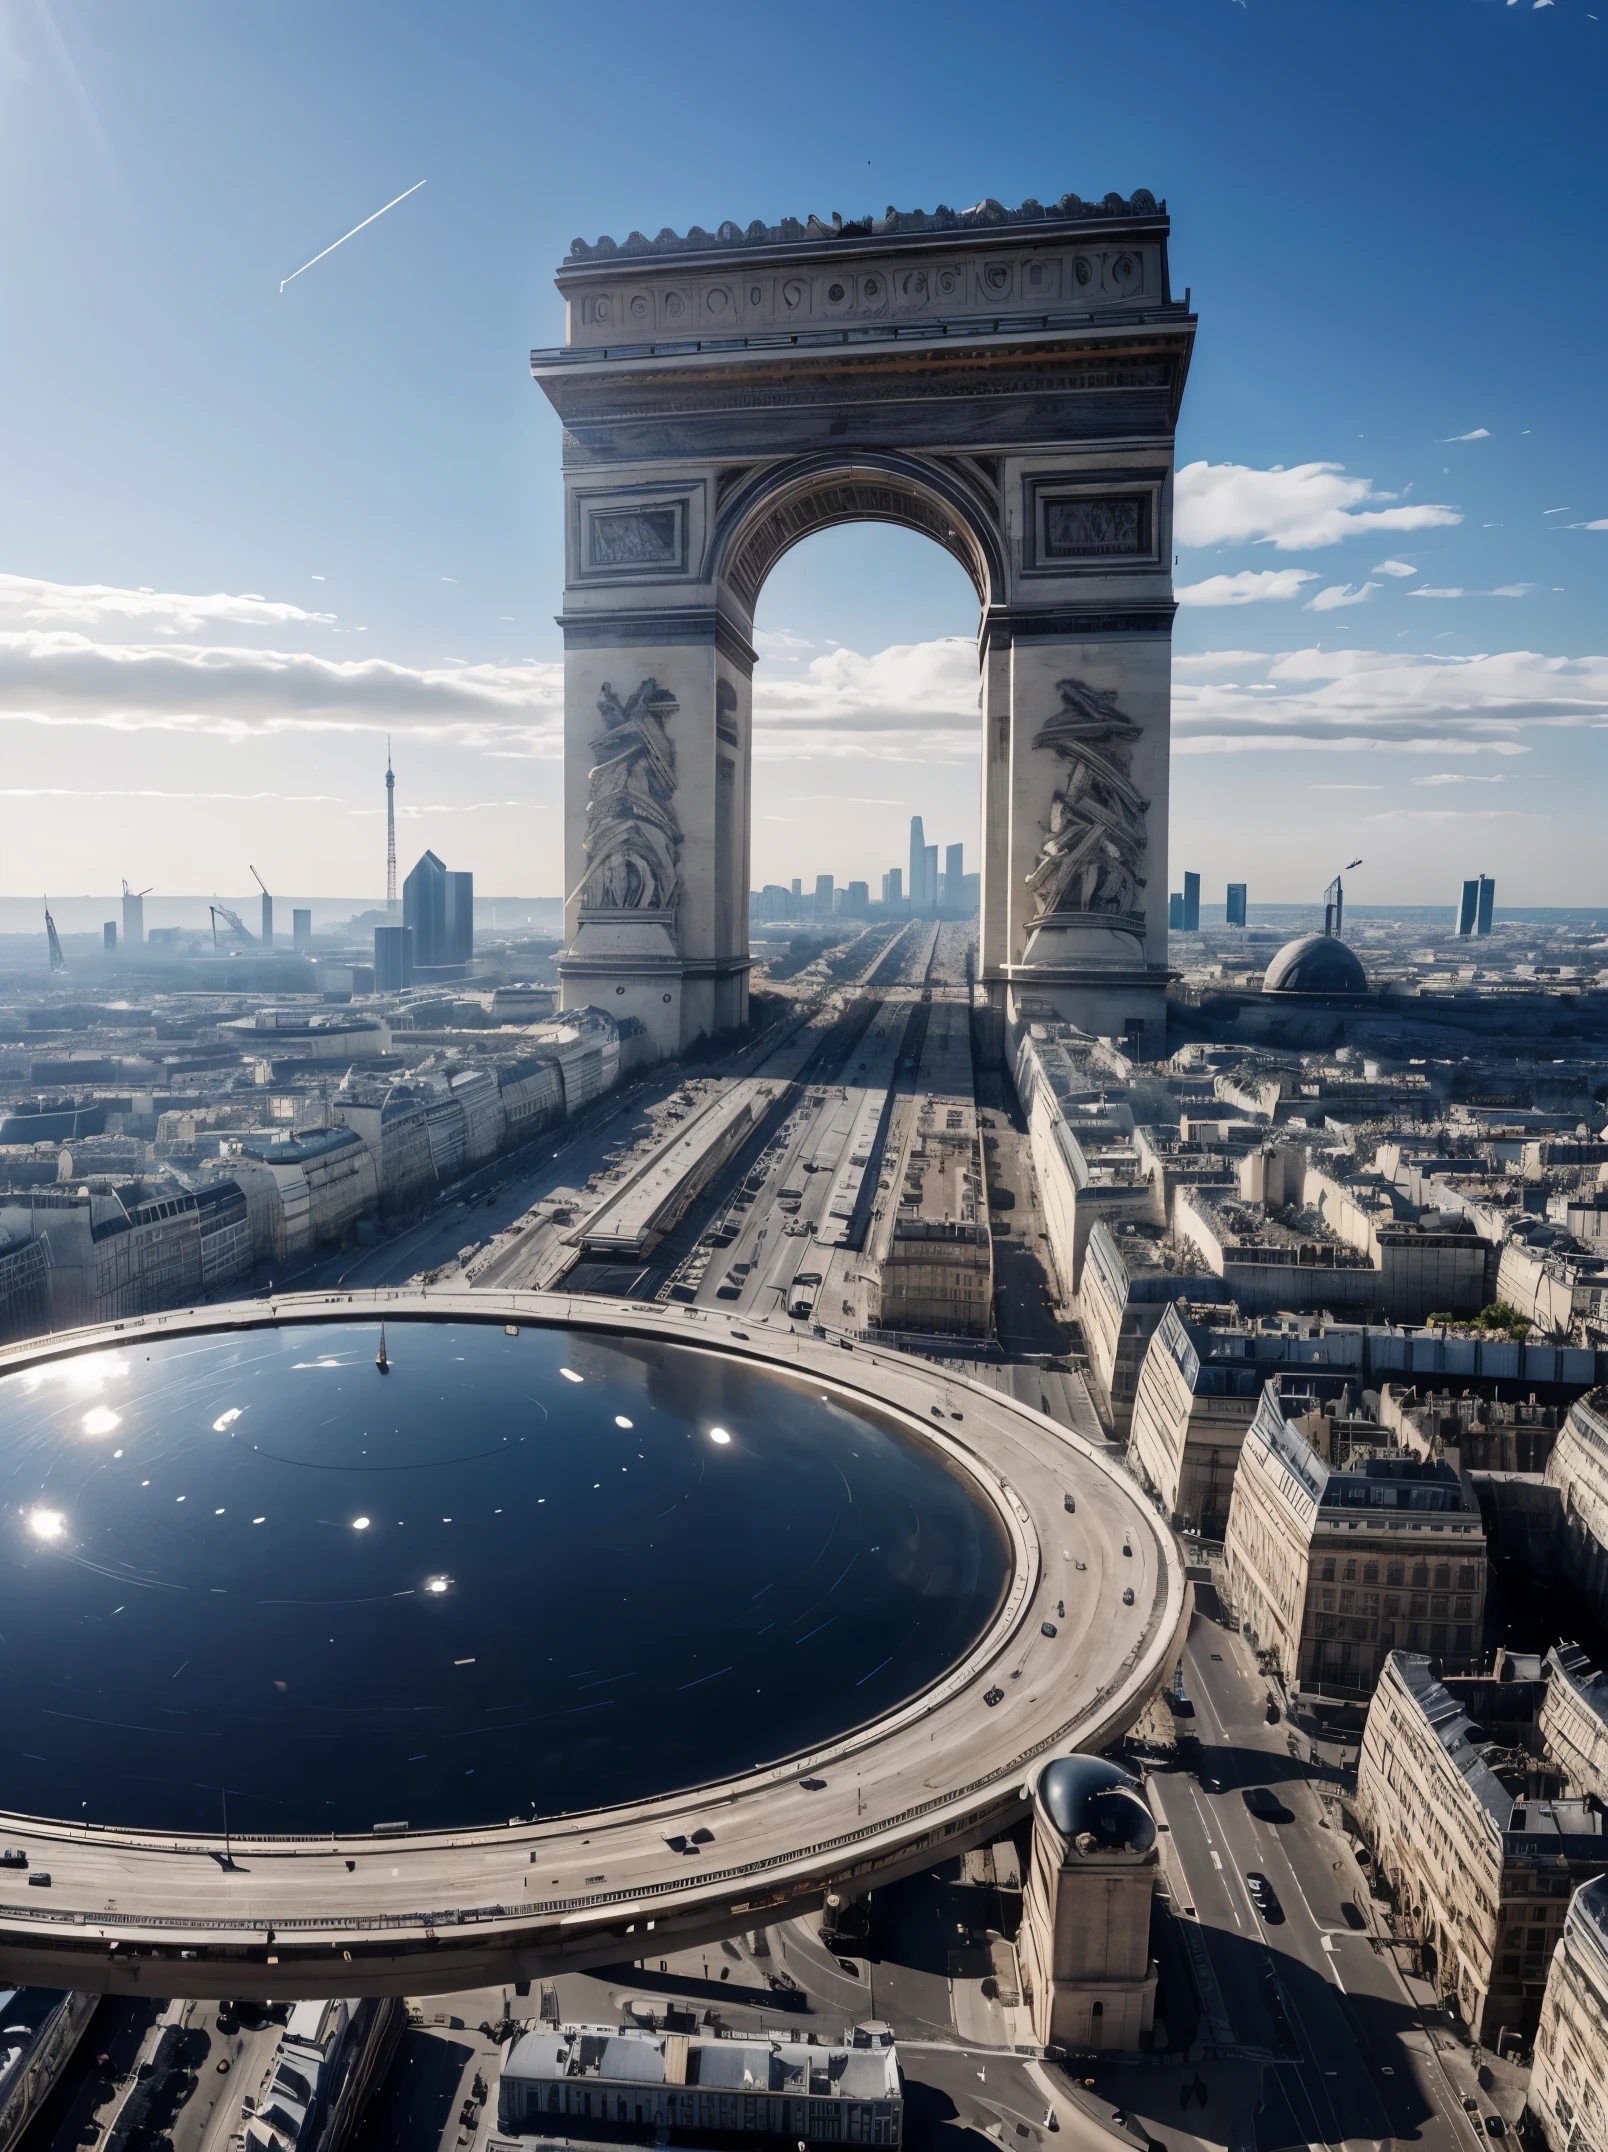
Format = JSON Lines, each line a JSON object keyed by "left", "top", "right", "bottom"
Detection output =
{"left": 532, "top": 192, "right": 1196, "bottom": 1059}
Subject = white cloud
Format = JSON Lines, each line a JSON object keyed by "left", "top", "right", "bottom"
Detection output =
{"left": 1170, "top": 650, "right": 1268, "bottom": 669}
{"left": 1373, "top": 560, "right": 1419, "bottom": 578}
{"left": 0, "top": 787, "right": 344, "bottom": 802}
{"left": 0, "top": 572, "right": 334, "bottom": 635}
{"left": 1410, "top": 772, "right": 1507, "bottom": 786}
{"left": 1367, "top": 808, "right": 1531, "bottom": 824}
{"left": 753, "top": 627, "right": 816, "bottom": 658}
{"left": 0, "top": 628, "right": 564, "bottom": 750}
{"left": 752, "top": 635, "right": 980, "bottom": 759}
{"left": 1173, "top": 644, "right": 1608, "bottom": 758}
{"left": 1175, "top": 569, "right": 1318, "bottom": 607}
{"left": 1305, "top": 581, "right": 1380, "bottom": 611}
{"left": 1407, "top": 584, "right": 1532, "bottom": 599}
{"left": 1176, "top": 733, "right": 1530, "bottom": 757}
{"left": 1439, "top": 428, "right": 1491, "bottom": 442}
{"left": 1173, "top": 462, "right": 1462, "bottom": 551}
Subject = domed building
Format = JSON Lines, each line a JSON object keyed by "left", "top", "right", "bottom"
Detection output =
{"left": 1019, "top": 1755, "right": 1159, "bottom": 2052}
{"left": 1262, "top": 931, "right": 1370, "bottom": 999}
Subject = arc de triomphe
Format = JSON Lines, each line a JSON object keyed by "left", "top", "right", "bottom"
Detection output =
{"left": 530, "top": 188, "right": 1195, "bottom": 1061}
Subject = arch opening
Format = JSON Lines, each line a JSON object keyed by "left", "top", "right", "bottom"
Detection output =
{"left": 747, "top": 520, "right": 981, "bottom": 932}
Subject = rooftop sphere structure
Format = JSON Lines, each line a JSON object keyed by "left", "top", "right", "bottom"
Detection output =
{"left": 1035, "top": 1755, "right": 1156, "bottom": 1852}
{"left": 1262, "top": 932, "right": 1370, "bottom": 998}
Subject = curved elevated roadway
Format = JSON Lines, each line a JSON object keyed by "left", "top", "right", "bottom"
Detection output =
{"left": 0, "top": 1291, "right": 1186, "bottom": 1999}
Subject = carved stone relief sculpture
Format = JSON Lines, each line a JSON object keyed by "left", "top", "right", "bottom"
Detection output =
{"left": 580, "top": 677, "right": 682, "bottom": 910}
{"left": 1026, "top": 678, "right": 1149, "bottom": 926}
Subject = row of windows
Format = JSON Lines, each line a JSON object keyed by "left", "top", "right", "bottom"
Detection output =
{"left": 1315, "top": 1588, "right": 1474, "bottom": 1619}
{"left": 1318, "top": 1556, "right": 1479, "bottom": 1590}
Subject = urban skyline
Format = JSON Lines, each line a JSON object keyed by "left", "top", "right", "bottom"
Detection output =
{"left": 1, "top": 11, "right": 1607, "bottom": 2152}
{"left": 0, "top": 4, "right": 1603, "bottom": 903}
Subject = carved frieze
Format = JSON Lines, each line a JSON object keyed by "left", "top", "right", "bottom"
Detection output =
{"left": 562, "top": 244, "right": 1159, "bottom": 346}
{"left": 570, "top": 485, "right": 698, "bottom": 584}
{"left": 1043, "top": 495, "right": 1149, "bottom": 559}
{"left": 588, "top": 505, "right": 682, "bottom": 569}
{"left": 1026, "top": 678, "right": 1150, "bottom": 925}
{"left": 580, "top": 678, "right": 682, "bottom": 911}
{"left": 1021, "top": 470, "right": 1165, "bottom": 576}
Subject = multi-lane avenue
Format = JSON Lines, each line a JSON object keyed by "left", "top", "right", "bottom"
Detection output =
{"left": 1139, "top": 1594, "right": 1493, "bottom": 2152}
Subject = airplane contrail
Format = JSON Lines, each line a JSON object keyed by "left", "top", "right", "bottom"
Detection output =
{"left": 279, "top": 179, "right": 427, "bottom": 293}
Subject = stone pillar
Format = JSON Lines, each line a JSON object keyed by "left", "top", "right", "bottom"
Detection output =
{"left": 988, "top": 525, "right": 1176, "bottom": 1058}
{"left": 1019, "top": 1755, "right": 1159, "bottom": 2053}
{"left": 556, "top": 587, "right": 754, "bottom": 1057}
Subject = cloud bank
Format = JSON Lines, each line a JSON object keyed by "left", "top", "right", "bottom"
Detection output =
{"left": 0, "top": 572, "right": 335, "bottom": 634}
{"left": 1174, "top": 462, "right": 1463, "bottom": 551}
{"left": 2, "top": 572, "right": 1603, "bottom": 785}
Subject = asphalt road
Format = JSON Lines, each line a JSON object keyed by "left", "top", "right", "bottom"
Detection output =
{"left": 1147, "top": 1606, "right": 1494, "bottom": 2152}
{"left": 254, "top": 1073, "right": 668, "bottom": 1298}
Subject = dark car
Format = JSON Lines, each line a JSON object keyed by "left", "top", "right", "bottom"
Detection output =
{"left": 1245, "top": 1871, "right": 1284, "bottom": 1923}
{"left": 1243, "top": 1786, "right": 1287, "bottom": 1822}
{"left": 1341, "top": 1900, "right": 1367, "bottom": 1931}
{"left": 1485, "top": 2118, "right": 1506, "bottom": 2139}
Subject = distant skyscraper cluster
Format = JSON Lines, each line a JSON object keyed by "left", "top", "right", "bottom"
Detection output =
{"left": 893, "top": 818, "right": 975, "bottom": 915}
{"left": 751, "top": 815, "right": 977, "bottom": 926}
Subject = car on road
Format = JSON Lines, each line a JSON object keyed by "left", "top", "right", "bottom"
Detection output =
{"left": 1341, "top": 1900, "right": 1367, "bottom": 1930}
{"left": 1242, "top": 1786, "right": 1288, "bottom": 1822}
{"left": 1485, "top": 2118, "right": 1506, "bottom": 2139}
{"left": 1122, "top": 1587, "right": 1135, "bottom": 1606}
{"left": 1245, "top": 1871, "right": 1284, "bottom": 1923}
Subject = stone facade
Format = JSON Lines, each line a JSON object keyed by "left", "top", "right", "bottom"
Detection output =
{"left": 532, "top": 192, "right": 1195, "bottom": 1060}
{"left": 1126, "top": 1300, "right": 1262, "bottom": 1537}
{"left": 1530, "top": 1877, "right": 1608, "bottom": 2152}
{"left": 1075, "top": 1218, "right": 1197, "bottom": 1438}
{"left": 1224, "top": 1381, "right": 1486, "bottom": 1697}
{"left": 1358, "top": 1653, "right": 1606, "bottom": 2043}
{"left": 1541, "top": 1643, "right": 1608, "bottom": 1804}
{"left": 1019, "top": 1756, "right": 1158, "bottom": 2053}
{"left": 1546, "top": 1388, "right": 1608, "bottom": 1627}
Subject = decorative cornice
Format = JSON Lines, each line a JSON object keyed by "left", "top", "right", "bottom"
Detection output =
{"left": 564, "top": 190, "right": 1162, "bottom": 268}
{"left": 979, "top": 603, "right": 1176, "bottom": 655}
{"left": 557, "top": 607, "right": 760, "bottom": 671}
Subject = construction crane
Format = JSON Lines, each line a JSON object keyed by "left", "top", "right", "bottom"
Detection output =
{"left": 210, "top": 902, "right": 257, "bottom": 949}
{"left": 43, "top": 900, "right": 65, "bottom": 972}
{"left": 250, "top": 864, "right": 274, "bottom": 948}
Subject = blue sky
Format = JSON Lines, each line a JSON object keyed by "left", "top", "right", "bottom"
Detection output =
{"left": 0, "top": 0, "right": 1603, "bottom": 910}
